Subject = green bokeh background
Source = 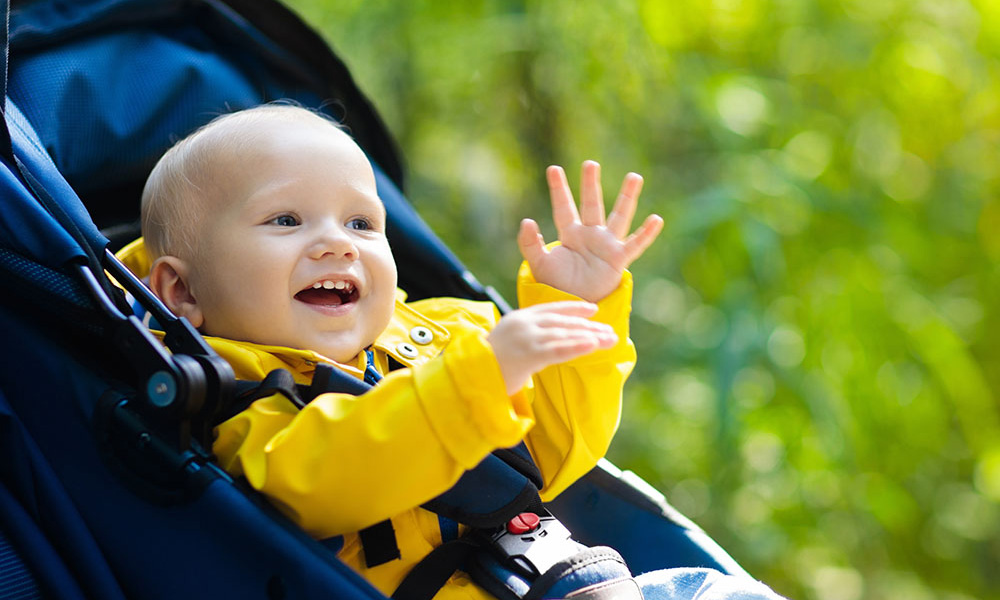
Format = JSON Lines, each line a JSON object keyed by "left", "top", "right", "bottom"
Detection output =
{"left": 284, "top": 2, "right": 1000, "bottom": 598}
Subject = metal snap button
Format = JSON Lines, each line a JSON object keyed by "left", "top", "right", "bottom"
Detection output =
{"left": 409, "top": 326, "right": 434, "bottom": 345}
{"left": 396, "top": 342, "right": 419, "bottom": 359}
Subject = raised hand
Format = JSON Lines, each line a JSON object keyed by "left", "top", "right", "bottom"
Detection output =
{"left": 487, "top": 301, "right": 618, "bottom": 395}
{"left": 517, "top": 161, "right": 663, "bottom": 303}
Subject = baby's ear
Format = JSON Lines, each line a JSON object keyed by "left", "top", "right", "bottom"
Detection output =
{"left": 148, "top": 256, "right": 204, "bottom": 328}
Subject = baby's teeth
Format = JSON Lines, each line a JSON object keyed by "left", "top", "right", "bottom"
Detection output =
{"left": 311, "top": 280, "right": 352, "bottom": 291}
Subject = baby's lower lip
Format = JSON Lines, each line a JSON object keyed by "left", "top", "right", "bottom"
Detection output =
{"left": 298, "top": 298, "right": 356, "bottom": 317}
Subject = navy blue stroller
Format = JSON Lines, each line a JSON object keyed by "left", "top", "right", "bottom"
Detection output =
{"left": 0, "top": 0, "right": 747, "bottom": 597}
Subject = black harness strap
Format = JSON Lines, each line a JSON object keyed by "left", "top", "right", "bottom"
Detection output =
{"left": 221, "top": 362, "right": 371, "bottom": 423}
{"left": 391, "top": 538, "right": 480, "bottom": 600}
{"left": 223, "top": 369, "right": 305, "bottom": 423}
{"left": 359, "top": 519, "right": 402, "bottom": 568}
{"left": 309, "top": 361, "right": 375, "bottom": 398}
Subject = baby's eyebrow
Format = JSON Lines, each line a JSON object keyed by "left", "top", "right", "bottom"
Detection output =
{"left": 363, "top": 195, "right": 387, "bottom": 220}
{"left": 347, "top": 194, "right": 387, "bottom": 228}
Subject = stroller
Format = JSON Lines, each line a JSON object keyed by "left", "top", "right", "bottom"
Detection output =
{"left": 0, "top": 0, "right": 747, "bottom": 597}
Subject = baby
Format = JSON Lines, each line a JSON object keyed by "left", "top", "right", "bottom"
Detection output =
{"left": 129, "top": 103, "right": 669, "bottom": 598}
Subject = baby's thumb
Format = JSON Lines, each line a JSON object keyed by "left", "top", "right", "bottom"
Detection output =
{"left": 517, "top": 218, "right": 546, "bottom": 263}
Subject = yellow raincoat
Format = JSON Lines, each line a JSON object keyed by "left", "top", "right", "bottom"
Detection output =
{"left": 118, "top": 239, "right": 636, "bottom": 599}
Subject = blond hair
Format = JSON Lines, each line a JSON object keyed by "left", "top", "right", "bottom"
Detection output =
{"left": 141, "top": 104, "right": 345, "bottom": 259}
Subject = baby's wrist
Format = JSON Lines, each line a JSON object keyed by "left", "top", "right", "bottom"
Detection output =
{"left": 555, "top": 278, "right": 620, "bottom": 304}
{"left": 486, "top": 337, "right": 528, "bottom": 396}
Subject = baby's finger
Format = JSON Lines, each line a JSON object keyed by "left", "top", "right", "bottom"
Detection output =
{"left": 542, "top": 330, "right": 617, "bottom": 361}
{"left": 607, "top": 172, "right": 643, "bottom": 239}
{"left": 535, "top": 315, "right": 617, "bottom": 338}
{"left": 523, "top": 300, "right": 598, "bottom": 319}
{"left": 517, "top": 218, "right": 547, "bottom": 265}
{"left": 547, "top": 165, "right": 580, "bottom": 237}
{"left": 623, "top": 214, "right": 665, "bottom": 264}
{"left": 550, "top": 326, "right": 619, "bottom": 347}
{"left": 542, "top": 336, "right": 603, "bottom": 362}
{"left": 579, "top": 160, "right": 606, "bottom": 227}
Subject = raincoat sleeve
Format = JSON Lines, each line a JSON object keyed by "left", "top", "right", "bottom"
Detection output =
{"left": 212, "top": 327, "right": 534, "bottom": 540}
{"left": 516, "top": 263, "right": 636, "bottom": 501}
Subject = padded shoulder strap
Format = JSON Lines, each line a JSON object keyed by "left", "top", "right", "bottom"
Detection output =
{"left": 422, "top": 447, "right": 543, "bottom": 529}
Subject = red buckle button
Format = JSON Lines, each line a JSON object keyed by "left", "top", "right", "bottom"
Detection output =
{"left": 506, "top": 512, "right": 541, "bottom": 535}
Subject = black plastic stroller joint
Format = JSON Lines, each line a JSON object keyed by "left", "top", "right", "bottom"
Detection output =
{"left": 102, "top": 248, "right": 236, "bottom": 438}
{"left": 71, "top": 251, "right": 236, "bottom": 452}
{"left": 76, "top": 262, "right": 199, "bottom": 446}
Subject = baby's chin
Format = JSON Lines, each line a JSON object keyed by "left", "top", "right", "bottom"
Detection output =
{"left": 306, "top": 336, "right": 371, "bottom": 366}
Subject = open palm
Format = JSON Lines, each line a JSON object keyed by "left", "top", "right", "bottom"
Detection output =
{"left": 518, "top": 161, "right": 663, "bottom": 303}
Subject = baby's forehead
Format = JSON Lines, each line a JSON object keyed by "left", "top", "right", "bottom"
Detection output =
{"left": 190, "top": 110, "right": 382, "bottom": 209}
{"left": 191, "top": 111, "right": 324, "bottom": 176}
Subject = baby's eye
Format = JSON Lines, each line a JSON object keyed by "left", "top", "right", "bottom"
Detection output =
{"left": 271, "top": 214, "right": 300, "bottom": 227}
{"left": 347, "top": 217, "right": 373, "bottom": 231}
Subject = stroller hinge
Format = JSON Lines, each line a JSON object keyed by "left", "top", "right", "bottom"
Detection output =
{"left": 101, "top": 250, "right": 237, "bottom": 446}
{"left": 110, "top": 314, "right": 206, "bottom": 450}
{"left": 82, "top": 258, "right": 236, "bottom": 451}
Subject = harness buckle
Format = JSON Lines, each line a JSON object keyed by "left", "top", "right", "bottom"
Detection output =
{"left": 478, "top": 510, "right": 586, "bottom": 579}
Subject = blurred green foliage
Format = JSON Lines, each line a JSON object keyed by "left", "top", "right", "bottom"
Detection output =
{"left": 285, "top": 1, "right": 1000, "bottom": 598}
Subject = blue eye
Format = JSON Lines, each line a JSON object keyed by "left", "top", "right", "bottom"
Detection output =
{"left": 347, "top": 217, "right": 372, "bottom": 231}
{"left": 272, "top": 214, "right": 299, "bottom": 227}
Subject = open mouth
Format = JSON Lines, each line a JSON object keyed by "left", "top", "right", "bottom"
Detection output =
{"left": 295, "top": 279, "right": 360, "bottom": 307}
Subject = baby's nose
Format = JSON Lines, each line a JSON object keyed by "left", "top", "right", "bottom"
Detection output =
{"left": 310, "top": 226, "right": 358, "bottom": 259}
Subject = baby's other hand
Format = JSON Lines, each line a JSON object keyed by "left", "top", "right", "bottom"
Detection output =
{"left": 518, "top": 161, "right": 663, "bottom": 303}
{"left": 487, "top": 301, "right": 618, "bottom": 395}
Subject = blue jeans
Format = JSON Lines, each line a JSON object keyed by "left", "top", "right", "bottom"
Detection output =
{"left": 636, "top": 568, "right": 788, "bottom": 600}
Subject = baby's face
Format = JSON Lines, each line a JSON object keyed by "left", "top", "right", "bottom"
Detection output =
{"left": 185, "top": 116, "right": 397, "bottom": 364}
